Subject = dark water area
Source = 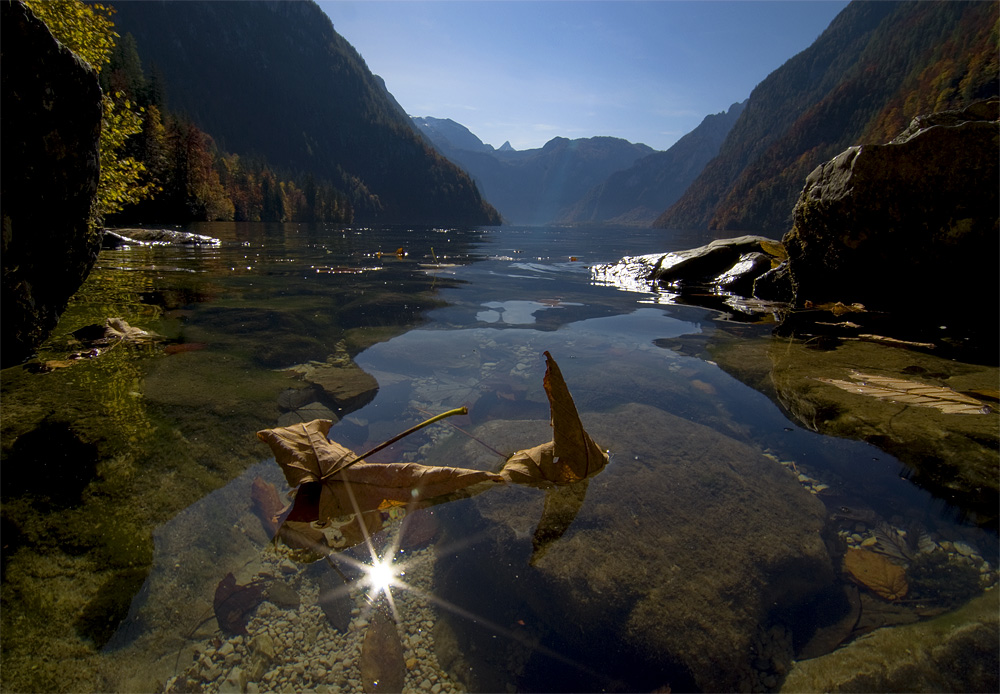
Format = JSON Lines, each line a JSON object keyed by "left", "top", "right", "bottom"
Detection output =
{"left": 1, "top": 223, "right": 996, "bottom": 693}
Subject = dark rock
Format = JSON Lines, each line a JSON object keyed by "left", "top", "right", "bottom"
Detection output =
{"left": 782, "top": 99, "right": 999, "bottom": 317}
{"left": 753, "top": 261, "right": 794, "bottom": 301}
{"left": 713, "top": 251, "right": 773, "bottom": 295}
{"left": 1, "top": 0, "right": 103, "bottom": 367}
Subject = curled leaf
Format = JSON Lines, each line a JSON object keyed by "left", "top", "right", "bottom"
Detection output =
{"left": 501, "top": 352, "right": 609, "bottom": 486}
{"left": 256, "top": 419, "right": 354, "bottom": 486}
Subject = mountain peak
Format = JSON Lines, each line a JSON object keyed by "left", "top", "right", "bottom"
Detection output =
{"left": 498, "top": 141, "right": 515, "bottom": 152}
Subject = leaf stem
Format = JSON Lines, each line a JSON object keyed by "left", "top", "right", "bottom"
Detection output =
{"left": 327, "top": 406, "right": 468, "bottom": 476}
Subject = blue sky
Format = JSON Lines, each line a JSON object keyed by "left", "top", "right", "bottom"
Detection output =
{"left": 318, "top": 1, "right": 850, "bottom": 151}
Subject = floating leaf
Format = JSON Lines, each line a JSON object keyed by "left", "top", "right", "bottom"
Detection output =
{"left": 500, "top": 352, "right": 609, "bottom": 486}
{"left": 257, "top": 419, "right": 355, "bottom": 487}
{"left": 257, "top": 419, "right": 504, "bottom": 553}
{"left": 843, "top": 548, "right": 908, "bottom": 601}
{"left": 817, "top": 371, "right": 989, "bottom": 414}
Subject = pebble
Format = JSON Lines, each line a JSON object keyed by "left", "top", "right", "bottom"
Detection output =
{"left": 952, "top": 541, "right": 976, "bottom": 557}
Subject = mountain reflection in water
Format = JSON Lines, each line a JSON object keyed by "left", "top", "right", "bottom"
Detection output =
{"left": 0, "top": 224, "right": 995, "bottom": 693}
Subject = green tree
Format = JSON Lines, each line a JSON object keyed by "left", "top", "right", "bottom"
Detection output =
{"left": 25, "top": 0, "right": 155, "bottom": 223}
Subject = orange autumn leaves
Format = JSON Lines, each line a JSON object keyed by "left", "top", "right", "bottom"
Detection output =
{"left": 256, "top": 352, "right": 609, "bottom": 552}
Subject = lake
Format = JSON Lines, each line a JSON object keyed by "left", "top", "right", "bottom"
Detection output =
{"left": 1, "top": 223, "right": 996, "bottom": 693}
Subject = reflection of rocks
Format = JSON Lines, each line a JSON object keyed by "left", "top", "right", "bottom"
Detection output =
{"left": 708, "top": 332, "right": 1000, "bottom": 524}
{"left": 428, "top": 403, "right": 834, "bottom": 693}
{"left": 782, "top": 589, "right": 999, "bottom": 693}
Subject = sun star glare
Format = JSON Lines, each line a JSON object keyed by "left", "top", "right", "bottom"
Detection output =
{"left": 366, "top": 559, "right": 396, "bottom": 593}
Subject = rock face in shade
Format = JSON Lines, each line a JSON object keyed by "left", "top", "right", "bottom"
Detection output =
{"left": 429, "top": 403, "right": 835, "bottom": 692}
{"left": 781, "top": 589, "right": 999, "bottom": 693}
{"left": 1, "top": 0, "right": 103, "bottom": 367}
{"left": 782, "top": 100, "right": 999, "bottom": 315}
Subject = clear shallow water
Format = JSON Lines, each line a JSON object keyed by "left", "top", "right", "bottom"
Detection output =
{"left": 1, "top": 224, "right": 996, "bottom": 693}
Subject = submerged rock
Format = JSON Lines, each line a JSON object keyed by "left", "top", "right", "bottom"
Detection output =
{"left": 429, "top": 403, "right": 834, "bottom": 692}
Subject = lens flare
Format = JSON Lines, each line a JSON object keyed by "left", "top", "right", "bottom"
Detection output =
{"left": 365, "top": 558, "right": 397, "bottom": 595}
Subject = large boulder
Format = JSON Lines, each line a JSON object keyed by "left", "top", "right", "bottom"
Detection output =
{"left": 1, "top": 0, "right": 103, "bottom": 367}
{"left": 426, "top": 403, "right": 836, "bottom": 692}
{"left": 782, "top": 100, "right": 999, "bottom": 315}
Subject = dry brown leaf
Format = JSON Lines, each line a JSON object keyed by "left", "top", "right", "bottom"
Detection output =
{"left": 257, "top": 421, "right": 504, "bottom": 553}
{"left": 256, "top": 419, "right": 355, "bottom": 486}
{"left": 817, "top": 371, "right": 989, "bottom": 415}
{"left": 843, "top": 548, "right": 908, "bottom": 601}
{"left": 501, "top": 351, "right": 609, "bottom": 486}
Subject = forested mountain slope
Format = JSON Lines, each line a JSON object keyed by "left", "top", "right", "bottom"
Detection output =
{"left": 656, "top": 0, "right": 998, "bottom": 233}
{"left": 110, "top": 0, "right": 499, "bottom": 226}
{"left": 559, "top": 101, "right": 745, "bottom": 226}
{"left": 414, "top": 118, "right": 652, "bottom": 225}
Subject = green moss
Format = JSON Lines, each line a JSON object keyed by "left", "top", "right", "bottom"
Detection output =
{"left": 75, "top": 566, "right": 149, "bottom": 647}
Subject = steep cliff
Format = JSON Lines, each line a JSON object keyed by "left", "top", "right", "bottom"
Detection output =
{"left": 656, "top": 0, "right": 998, "bottom": 233}
{"left": 1, "top": 0, "right": 103, "bottom": 366}
{"left": 109, "top": 0, "right": 500, "bottom": 226}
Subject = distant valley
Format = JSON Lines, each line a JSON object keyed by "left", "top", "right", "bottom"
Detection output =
{"left": 414, "top": 103, "right": 745, "bottom": 227}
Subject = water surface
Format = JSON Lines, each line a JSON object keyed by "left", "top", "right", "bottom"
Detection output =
{"left": 1, "top": 224, "right": 995, "bottom": 693}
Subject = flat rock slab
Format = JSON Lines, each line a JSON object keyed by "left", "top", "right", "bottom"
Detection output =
{"left": 426, "top": 402, "right": 833, "bottom": 692}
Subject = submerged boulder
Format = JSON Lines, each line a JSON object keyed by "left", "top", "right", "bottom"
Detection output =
{"left": 428, "top": 403, "right": 835, "bottom": 692}
{"left": 1, "top": 0, "right": 103, "bottom": 367}
{"left": 782, "top": 99, "right": 999, "bottom": 316}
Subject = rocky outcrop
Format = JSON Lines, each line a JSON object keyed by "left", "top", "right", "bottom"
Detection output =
{"left": 429, "top": 404, "right": 835, "bottom": 692}
{"left": 591, "top": 235, "right": 792, "bottom": 316}
{"left": 782, "top": 100, "right": 999, "bottom": 315}
{"left": 782, "top": 589, "right": 999, "bottom": 693}
{"left": 1, "top": 0, "right": 103, "bottom": 367}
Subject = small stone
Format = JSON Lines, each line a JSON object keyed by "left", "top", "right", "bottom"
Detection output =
{"left": 432, "top": 683, "right": 442, "bottom": 694}
{"left": 861, "top": 536, "right": 878, "bottom": 547}
{"left": 279, "top": 559, "right": 298, "bottom": 574}
{"left": 406, "top": 658, "right": 418, "bottom": 669}
{"left": 218, "top": 641, "right": 235, "bottom": 658}
{"left": 246, "top": 684, "right": 260, "bottom": 694}
{"left": 952, "top": 541, "right": 976, "bottom": 557}
{"left": 420, "top": 678, "right": 433, "bottom": 690}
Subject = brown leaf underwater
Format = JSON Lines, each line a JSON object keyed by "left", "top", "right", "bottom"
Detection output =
{"left": 843, "top": 548, "right": 909, "bottom": 601}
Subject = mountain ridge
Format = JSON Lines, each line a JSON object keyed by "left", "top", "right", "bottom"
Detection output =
{"left": 656, "top": 0, "right": 999, "bottom": 233}
{"left": 109, "top": 0, "right": 500, "bottom": 226}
